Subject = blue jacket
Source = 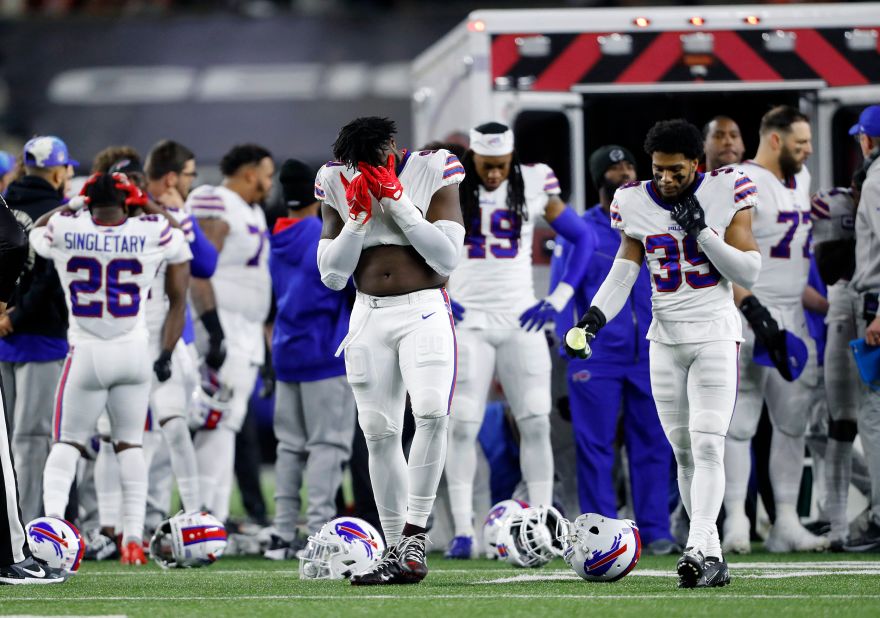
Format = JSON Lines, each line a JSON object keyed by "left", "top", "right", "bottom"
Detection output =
{"left": 550, "top": 204, "right": 652, "bottom": 365}
{"left": 269, "top": 216, "right": 351, "bottom": 382}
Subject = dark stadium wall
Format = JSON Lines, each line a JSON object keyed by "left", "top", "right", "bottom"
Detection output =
{"left": 0, "top": 14, "right": 460, "bottom": 173}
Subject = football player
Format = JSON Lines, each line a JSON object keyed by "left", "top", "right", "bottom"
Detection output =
{"left": 811, "top": 184, "right": 859, "bottom": 549}
{"left": 565, "top": 119, "right": 762, "bottom": 588}
{"left": 443, "top": 122, "right": 589, "bottom": 558}
{"left": 703, "top": 116, "right": 746, "bottom": 173}
{"left": 187, "top": 144, "right": 274, "bottom": 523}
{"left": 32, "top": 172, "right": 191, "bottom": 565}
{"left": 723, "top": 106, "right": 829, "bottom": 554}
{"left": 316, "top": 116, "right": 464, "bottom": 584}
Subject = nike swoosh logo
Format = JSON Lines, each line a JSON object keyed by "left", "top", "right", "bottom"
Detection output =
{"left": 421, "top": 313, "right": 435, "bottom": 320}
{"left": 21, "top": 565, "right": 45, "bottom": 577}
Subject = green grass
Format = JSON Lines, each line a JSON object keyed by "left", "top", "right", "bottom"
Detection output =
{"left": 2, "top": 551, "right": 879, "bottom": 617}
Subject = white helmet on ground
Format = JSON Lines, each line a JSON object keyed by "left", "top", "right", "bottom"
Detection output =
{"left": 25, "top": 517, "right": 85, "bottom": 573}
{"left": 482, "top": 499, "right": 529, "bottom": 559}
{"left": 562, "top": 513, "right": 642, "bottom": 582}
{"left": 149, "top": 511, "right": 228, "bottom": 568}
{"left": 497, "top": 505, "right": 568, "bottom": 568}
{"left": 299, "top": 517, "right": 385, "bottom": 580}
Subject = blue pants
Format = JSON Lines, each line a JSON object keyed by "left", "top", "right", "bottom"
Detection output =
{"left": 568, "top": 359, "right": 673, "bottom": 545}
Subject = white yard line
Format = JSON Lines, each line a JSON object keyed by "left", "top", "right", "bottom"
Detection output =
{"left": 5, "top": 594, "right": 880, "bottom": 602}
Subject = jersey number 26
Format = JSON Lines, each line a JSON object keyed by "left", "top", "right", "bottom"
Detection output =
{"left": 67, "top": 257, "right": 143, "bottom": 318}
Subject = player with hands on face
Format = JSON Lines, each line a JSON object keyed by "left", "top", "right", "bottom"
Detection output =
{"left": 315, "top": 117, "right": 464, "bottom": 585}
{"left": 565, "top": 119, "right": 761, "bottom": 588}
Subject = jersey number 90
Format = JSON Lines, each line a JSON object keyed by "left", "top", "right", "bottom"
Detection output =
{"left": 644, "top": 234, "right": 721, "bottom": 292}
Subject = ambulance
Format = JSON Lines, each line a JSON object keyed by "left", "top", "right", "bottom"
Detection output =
{"left": 413, "top": 3, "right": 880, "bottom": 209}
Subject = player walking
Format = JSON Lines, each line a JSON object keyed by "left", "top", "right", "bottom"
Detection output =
{"left": 722, "top": 106, "right": 829, "bottom": 554}
{"left": 316, "top": 116, "right": 464, "bottom": 584}
{"left": 565, "top": 119, "right": 761, "bottom": 588}
{"left": 32, "top": 172, "right": 190, "bottom": 565}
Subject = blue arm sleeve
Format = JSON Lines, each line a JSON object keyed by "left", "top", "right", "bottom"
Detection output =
{"left": 548, "top": 206, "right": 589, "bottom": 243}
{"left": 558, "top": 225, "right": 596, "bottom": 289}
{"left": 189, "top": 218, "right": 219, "bottom": 278}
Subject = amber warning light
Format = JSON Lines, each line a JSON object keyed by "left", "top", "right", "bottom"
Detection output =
{"left": 633, "top": 17, "right": 650, "bottom": 28}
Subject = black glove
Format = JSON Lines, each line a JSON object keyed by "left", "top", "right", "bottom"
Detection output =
{"left": 741, "top": 295, "right": 792, "bottom": 380}
{"left": 259, "top": 357, "right": 275, "bottom": 399}
{"left": 671, "top": 193, "right": 707, "bottom": 236}
{"left": 201, "top": 309, "right": 226, "bottom": 371}
{"left": 564, "top": 306, "right": 607, "bottom": 359}
{"left": 153, "top": 349, "right": 173, "bottom": 383}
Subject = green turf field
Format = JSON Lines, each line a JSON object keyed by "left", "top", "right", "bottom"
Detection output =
{"left": 2, "top": 551, "right": 879, "bottom": 617}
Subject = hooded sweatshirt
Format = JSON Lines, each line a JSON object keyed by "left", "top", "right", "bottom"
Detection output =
{"left": 269, "top": 216, "right": 351, "bottom": 382}
{"left": 0, "top": 175, "right": 69, "bottom": 362}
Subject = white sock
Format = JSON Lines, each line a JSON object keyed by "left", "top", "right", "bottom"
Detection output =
{"left": 687, "top": 432, "right": 725, "bottom": 555}
{"left": 445, "top": 419, "right": 480, "bottom": 537}
{"left": 723, "top": 435, "right": 751, "bottom": 519}
{"left": 365, "top": 431, "right": 408, "bottom": 546}
{"left": 825, "top": 438, "right": 854, "bottom": 541}
{"left": 116, "top": 448, "right": 147, "bottom": 544}
{"left": 43, "top": 443, "right": 80, "bottom": 518}
{"left": 194, "top": 426, "right": 235, "bottom": 516}
{"left": 161, "top": 417, "right": 201, "bottom": 512}
{"left": 407, "top": 416, "right": 449, "bottom": 529}
{"left": 95, "top": 440, "right": 121, "bottom": 531}
{"left": 770, "top": 428, "right": 805, "bottom": 506}
{"left": 518, "top": 415, "right": 554, "bottom": 507}
{"left": 775, "top": 502, "right": 801, "bottom": 524}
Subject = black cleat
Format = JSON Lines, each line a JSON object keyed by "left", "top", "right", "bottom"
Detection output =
{"left": 350, "top": 547, "right": 406, "bottom": 586}
{"left": 676, "top": 547, "right": 705, "bottom": 589}
{"left": 83, "top": 530, "right": 119, "bottom": 561}
{"left": 0, "top": 557, "right": 69, "bottom": 585}
{"left": 696, "top": 556, "right": 730, "bottom": 588}
{"left": 397, "top": 533, "right": 429, "bottom": 583}
{"left": 843, "top": 521, "right": 880, "bottom": 553}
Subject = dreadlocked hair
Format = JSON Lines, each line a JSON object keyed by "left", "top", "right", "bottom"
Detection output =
{"left": 83, "top": 173, "right": 127, "bottom": 208}
{"left": 459, "top": 151, "right": 527, "bottom": 238}
{"left": 332, "top": 117, "right": 397, "bottom": 169}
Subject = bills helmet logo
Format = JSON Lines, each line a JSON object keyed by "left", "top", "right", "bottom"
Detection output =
{"left": 583, "top": 532, "right": 628, "bottom": 577}
{"left": 335, "top": 521, "right": 379, "bottom": 559}
{"left": 28, "top": 521, "right": 68, "bottom": 559}
{"left": 484, "top": 499, "right": 529, "bottom": 526}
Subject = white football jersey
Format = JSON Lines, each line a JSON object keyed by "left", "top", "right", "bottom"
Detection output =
{"left": 740, "top": 161, "right": 811, "bottom": 308}
{"left": 611, "top": 167, "right": 757, "bottom": 343}
{"left": 30, "top": 210, "right": 190, "bottom": 345}
{"left": 447, "top": 163, "right": 561, "bottom": 317}
{"left": 145, "top": 207, "right": 195, "bottom": 339}
{"left": 315, "top": 149, "right": 464, "bottom": 250}
{"left": 811, "top": 187, "right": 855, "bottom": 245}
{"left": 187, "top": 185, "right": 271, "bottom": 323}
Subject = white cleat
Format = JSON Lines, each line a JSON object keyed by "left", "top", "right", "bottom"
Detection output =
{"left": 765, "top": 519, "right": 830, "bottom": 553}
{"left": 722, "top": 513, "right": 751, "bottom": 555}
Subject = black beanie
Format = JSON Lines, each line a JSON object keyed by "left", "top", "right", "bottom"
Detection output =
{"left": 588, "top": 145, "right": 636, "bottom": 189}
{"left": 280, "top": 159, "right": 316, "bottom": 209}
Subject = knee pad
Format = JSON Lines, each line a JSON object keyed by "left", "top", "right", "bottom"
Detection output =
{"left": 517, "top": 414, "right": 550, "bottom": 442}
{"left": 451, "top": 395, "right": 482, "bottom": 424}
{"left": 358, "top": 408, "right": 399, "bottom": 441}
{"left": 519, "top": 387, "right": 551, "bottom": 419}
{"left": 689, "top": 409, "right": 727, "bottom": 437}
{"left": 829, "top": 419, "right": 858, "bottom": 442}
{"left": 160, "top": 416, "right": 191, "bottom": 451}
{"left": 691, "top": 431, "right": 725, "bottom": 465}
{"left": 410, "top": 387, "right": 447, "bottom": 420}
{"left": 450, "top": 418, "right": 481, "bottom": 444}
{"left": 665, "top": 426, "right": 693, "bottom": 467}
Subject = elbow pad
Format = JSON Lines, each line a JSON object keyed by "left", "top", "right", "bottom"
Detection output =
{"left": 422, "top": 219, "right": 465, "bottom": 277}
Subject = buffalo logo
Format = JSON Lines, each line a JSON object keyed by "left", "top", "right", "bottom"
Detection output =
{"left": 488, "top": 136, "right": 503, "bottom": 147}
{"left": 609, "top": 148, "right": 625, "bottom": 162}
{"left": 571, "top": 369, "right": 592, "bottom": 383}
{"left": 583, "top": 532, "right": 627, "bottom": 577}
{"left": 28, "top": 522, "right": 68, "bottom": 559}
{"left": 335, "top": 521, "right": 379, "bottom": 559}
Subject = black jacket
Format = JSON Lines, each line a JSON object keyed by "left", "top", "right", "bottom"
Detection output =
{"left": 4, "top": 176, "right": 68, "bottom": 339}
